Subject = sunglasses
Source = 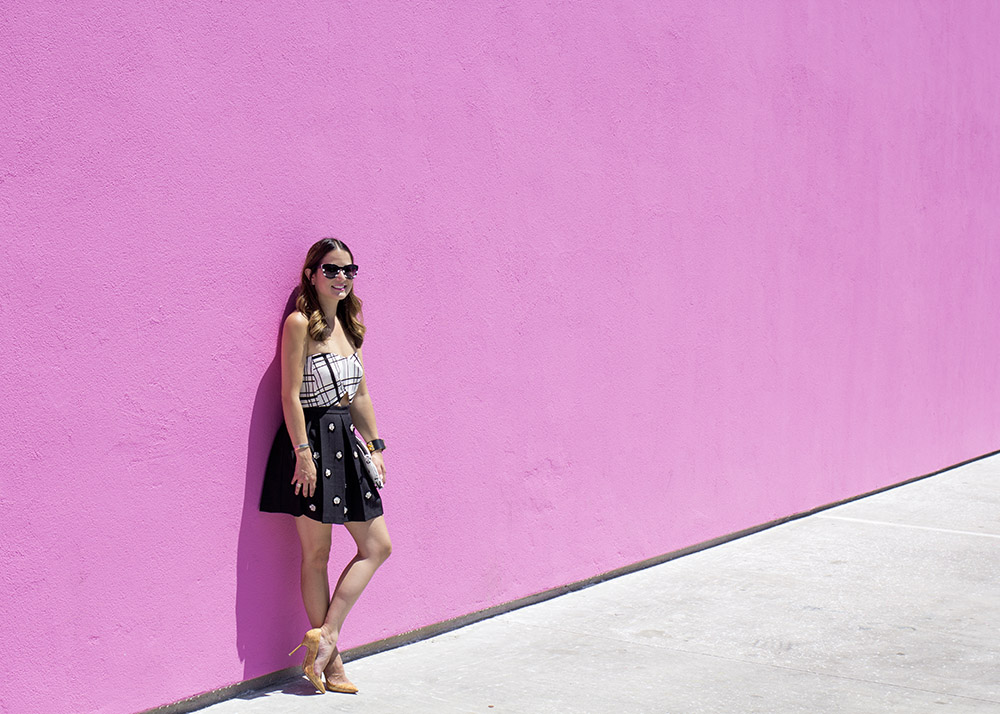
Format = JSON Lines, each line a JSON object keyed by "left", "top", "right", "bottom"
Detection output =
{"left": 319, "top": 263, "right": 359, "bottom": 280}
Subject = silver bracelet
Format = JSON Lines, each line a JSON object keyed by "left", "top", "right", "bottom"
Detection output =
{"left": 294, "top": 443, "right": 310, "bottom": 451}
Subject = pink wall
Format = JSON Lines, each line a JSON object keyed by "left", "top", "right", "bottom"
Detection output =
{"left": 3, "top": 2, "right": 999, "bottom": 712}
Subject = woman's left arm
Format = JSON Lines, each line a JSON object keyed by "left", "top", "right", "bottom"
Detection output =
{"left": 349, "top": 348, "right": 387, "bottom": 482}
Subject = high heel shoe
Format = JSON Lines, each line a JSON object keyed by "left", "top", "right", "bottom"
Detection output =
{"left": 288, "top": 628, "right": 325, "bottom": 694}
{"left": 323, "top": 649, "right": 359, "bottom": 694}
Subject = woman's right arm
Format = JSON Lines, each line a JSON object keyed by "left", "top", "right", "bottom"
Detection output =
{"left": 280, "top": 311, "right": 317, "bottom": 497}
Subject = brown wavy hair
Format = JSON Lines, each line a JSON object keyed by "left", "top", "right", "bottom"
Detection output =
{"left": 296, "top": 238, "right": 366, "bottom": 348}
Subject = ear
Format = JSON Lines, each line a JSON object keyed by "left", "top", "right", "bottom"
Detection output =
{"left": 304, "top": 268, "right": 314, "bottom": 284}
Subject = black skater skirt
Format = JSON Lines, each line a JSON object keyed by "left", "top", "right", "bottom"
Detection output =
{"left": 259, "top": 405, "right": 383, "bottom": 524}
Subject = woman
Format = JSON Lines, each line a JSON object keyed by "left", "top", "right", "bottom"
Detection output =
{"left": 259, "top": 238, "right": 392, "bottom": 695}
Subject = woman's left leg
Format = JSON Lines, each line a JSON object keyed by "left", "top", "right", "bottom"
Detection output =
{"left": 313, "top": 516, "right": 392, "bottom": 674}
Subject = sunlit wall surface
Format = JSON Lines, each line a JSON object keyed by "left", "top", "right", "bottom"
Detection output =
{"left": 2, "top": 2, "right": 999, "bottom": 712}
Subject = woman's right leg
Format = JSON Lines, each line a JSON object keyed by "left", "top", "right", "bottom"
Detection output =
{"left": 295, "top": 516, "right": 333, "bottom": 628}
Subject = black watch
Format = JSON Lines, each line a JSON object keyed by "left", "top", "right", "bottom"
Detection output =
{"left": 366, "top": 439, "right": 386, "bottom": 452}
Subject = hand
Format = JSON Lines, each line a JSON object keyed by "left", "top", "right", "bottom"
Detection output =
{"left": 371, "top": 451, "right": 386, "bottom": 486}
{"left": 292, "top": 454, "right": 318, "bottom": 498}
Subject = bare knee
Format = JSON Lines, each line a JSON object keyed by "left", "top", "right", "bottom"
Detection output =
{"left": 363, "top": 535, "right": 392, "bottom": 565}
{"left": 302, "top": 543, "right": 331, "bottom": 571}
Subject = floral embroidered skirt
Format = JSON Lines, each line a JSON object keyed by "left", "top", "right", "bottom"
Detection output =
{"left": 259, "top": 405, "right": 383, "bottom": 524}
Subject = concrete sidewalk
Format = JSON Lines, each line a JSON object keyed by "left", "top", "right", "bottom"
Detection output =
{"left": 205, "top": 455, "right": 1000, "bottom": 713}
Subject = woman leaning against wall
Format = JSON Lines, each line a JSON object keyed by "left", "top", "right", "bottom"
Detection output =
{"left": 259, "top": 237, "right": 391, "bottom": 694}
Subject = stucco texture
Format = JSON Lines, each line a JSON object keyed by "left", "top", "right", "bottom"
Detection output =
{"left": 2, "top": 2, "right": 999, "bottom": 713}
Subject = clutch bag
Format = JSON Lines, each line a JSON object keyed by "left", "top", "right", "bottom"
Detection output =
{"left": 353, "top": 429, "right": 383, "bottom": 489}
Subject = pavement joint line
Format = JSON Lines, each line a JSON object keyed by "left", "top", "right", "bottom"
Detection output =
{"left": 816, "top": 515, "right": 1000, "bottom": 539}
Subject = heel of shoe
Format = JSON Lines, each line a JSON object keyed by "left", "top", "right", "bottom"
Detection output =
{"left": 290, "top": 629, "right": 326, "bottom": 694}
{"left": 288, "top": 638, "right": 306, "bottom": 657}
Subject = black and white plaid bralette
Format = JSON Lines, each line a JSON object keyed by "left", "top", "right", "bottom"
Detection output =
{"left": 300, "top": 352, "right": 364, "bottom": 407}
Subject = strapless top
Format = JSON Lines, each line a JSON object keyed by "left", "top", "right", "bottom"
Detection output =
{"left": 300, "top": 352, "right": 364, "bottom": 407}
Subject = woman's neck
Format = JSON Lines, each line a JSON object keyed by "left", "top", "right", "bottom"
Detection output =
{"left": 317, "top": 295, "right": 341, "bottom": 325}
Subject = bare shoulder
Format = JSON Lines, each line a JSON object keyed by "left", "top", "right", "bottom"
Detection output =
{"left": 284, "top": 310, "right": 309, "bottom": 335}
